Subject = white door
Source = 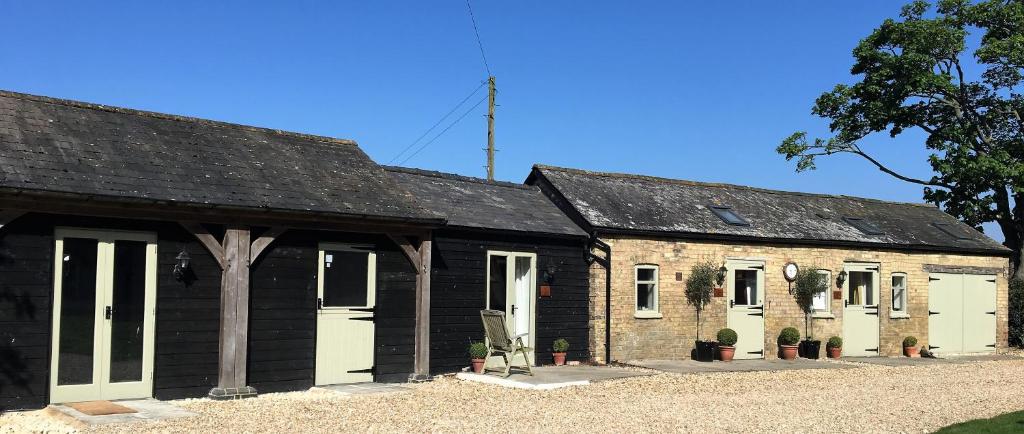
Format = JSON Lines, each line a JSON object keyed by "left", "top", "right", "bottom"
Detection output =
{"left": 842, "top": 263, "right": 880, "bottom": 357}
{"left": 315, "top": 244, "right": 376, "bottom": 385}
{"left": 928, "top": 273, "right": 996, "bottom": 355}
{"left": 49, "top": 229, "right": 157, "bottom": 403}
{"left": 726, "top": 260, "right": 765, "bottom": 359}
{"left": 485, "top": 251, "right": 537, "bottom": 367}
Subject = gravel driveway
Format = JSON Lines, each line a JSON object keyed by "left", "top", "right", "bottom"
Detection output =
{"left": 4, "top": 358, "right": 1024, "bottom": 433}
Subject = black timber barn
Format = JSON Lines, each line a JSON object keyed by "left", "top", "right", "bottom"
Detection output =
{"left": 385, "top": 167, "right": 591, "bottom": 373}
{"left": 0, "top": 91, "right": 442, "bottom": 410}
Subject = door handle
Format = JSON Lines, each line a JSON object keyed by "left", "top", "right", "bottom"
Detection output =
{"left": 511, "top": 305, "right": 517, "bottom": 315}
{"left": 317, "top": 298, "right": 323, "bottom": 310}
{"left": 844, "top": 300, "right": 848, "bottom": 308}
{"left": 729, "top": 300, "right": 734, "bottom": 308}
{"left": 105, "top": 306, "right": 112, "bottom": 320}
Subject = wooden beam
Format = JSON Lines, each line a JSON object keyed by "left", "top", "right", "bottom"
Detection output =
{"left": 180, "top": 222, "right": 226, "bottom": 269}
{"left": 387, "top": 234, "right": 420, "bottom": 271}
{"left": 250, "top": 227, "right": 286, "bottom": 264}
{"left": 413, "top": 237, "right": 432, "bottom": 378}
{"left": 0, "top": 210, "right": 26, "bottom": 235}
{"left": 212, "top": 227, "right": 255, "bottom": 398}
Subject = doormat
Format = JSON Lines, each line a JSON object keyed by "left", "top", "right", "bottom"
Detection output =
{"left": 66, "top": 400, "right": 137, "bottom": 416}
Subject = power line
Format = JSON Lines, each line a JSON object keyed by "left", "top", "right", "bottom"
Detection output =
{"left": 388, "top": 81, "right": 486, "bottom": 164}
{"left": 465, "top": 0, "right": 491, "bottom": 76}
{"left": 397, "top": 94, "right": 488, "bottom": 166}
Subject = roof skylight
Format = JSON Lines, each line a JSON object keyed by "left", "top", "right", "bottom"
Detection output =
{"left": 709, "top": 206, "right": 750, "bottom": 226}
{"left": 843, "top": 217, "right": 884, "bottom": 235}
{"left": 932, "top": 222, "right": 971, "bottom": 240}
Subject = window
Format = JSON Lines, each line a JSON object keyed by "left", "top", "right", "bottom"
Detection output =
{"left": 733, "top": 269, "right": 758, "bottom": 305}
{"left": 843, "top": 217, "right": 884, "bottom": 235}
{"left": 847, "top": 271, "right": 874, "bottom": 306}
{"left": 635, "top": 265, "right": 659, "bottom": 316}
{"left": 709, "top": 206, "right": 750, "bottom": 226}
{"left": 891, "top": 273, "right": 908, "bottom": 317}
{"left": 812, "top": 270, "right": 831, "bottom": 315}
{"left": 932, "top": 222, "right": 970, "bottom": 240}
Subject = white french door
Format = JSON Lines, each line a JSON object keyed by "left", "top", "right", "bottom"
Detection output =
{"left": 485, "top": 251, "right": 537, "bottom": 366}
{"left": 49, "top": 229, "right": 157, "bottom": 403}
{"left": 842, "top": 263, "right": 880, "bottom": 356}
{"left": 315, "top": 244, "right": 376, "bottom": 385}
{"left": 726, "top": 260, "right": 765, "bottom": 359}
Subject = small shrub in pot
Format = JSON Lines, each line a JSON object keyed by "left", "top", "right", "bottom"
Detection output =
{"left": 468, "top": 342, "right": 488, "bottom": 373}
{"left": 716, "top": 328, "right": 738, "bottom": 362}
{"left": 778, "top": 327, "right": 800, "bottom": 360}
{"left": 552, "top": 338, "right": 569, "bottom": 366}
{"left": 826, "top": 336, "right": 843, "bottom": 359}
{"left": 903, "top": 336, "right": 919, "bottom": 357}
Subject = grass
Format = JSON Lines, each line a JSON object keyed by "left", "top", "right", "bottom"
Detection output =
{"left": 935, "top": 410, "right": 1024, "bottom": 433}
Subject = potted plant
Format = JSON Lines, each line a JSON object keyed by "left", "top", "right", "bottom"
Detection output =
{"left": 552, "top": 338, "right": 569, "bottom": 366}
{"left": 778, "top": 327, "right": 800, "bottom": 360}
{"left": 903, "top": 336, "right": 919, "bottom": 357}
{"left": 686, "top": 261, "right": 718, "bottom": 362}
{"left": 792, "top": 267, "right": 828, "bottom": 359}
{"left": 468, "top": 342, "right": 487, "bottom": 373}
{"left": 717, "top": 328, "right": 738, "bottom": 362}
{"left": 826, "top": 336, "right": 842, "bottom": 359}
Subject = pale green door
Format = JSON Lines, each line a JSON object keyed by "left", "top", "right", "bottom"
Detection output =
{"left": 842, "top": 263, "right": 880, "bottom": 357}
{"left": 49, "top": 229, "right": 157, "bottom": 404}
{"left": 928, "top": 273, "right": 996, "bottom": 354}
{"left": 726, "top": 260, "right": 765, "bottom": 359}
{"left": 315, "top": 244, "right": 376, "bottom": 385}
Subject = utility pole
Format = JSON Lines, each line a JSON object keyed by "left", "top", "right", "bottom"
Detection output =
{"left": 486, "top": 76, "right": 496, "bottom": 181}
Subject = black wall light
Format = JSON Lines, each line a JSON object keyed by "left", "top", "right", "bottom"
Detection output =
{"left": 837, "top": 270, "right": 847, "bottom": 288}
{"left": 173, "top": 247, "right": 191, "bottom": 282}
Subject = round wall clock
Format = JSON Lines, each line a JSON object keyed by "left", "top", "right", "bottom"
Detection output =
{"left": 783, "top": 262, "right": 799, "bottom": 282}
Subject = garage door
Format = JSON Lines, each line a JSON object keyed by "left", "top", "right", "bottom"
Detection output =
{"left": 927, "top": 273, "right": 997, "bottom": 354}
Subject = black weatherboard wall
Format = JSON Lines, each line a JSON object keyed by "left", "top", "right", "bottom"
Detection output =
{"left": 247, "top": 231, "right": 418, "bottom": 393}
{"left": 0, "top": 214, "right": 222, "bottom": 410}
{"left": 429, "top": 229, "right": 590, "bottom": 373}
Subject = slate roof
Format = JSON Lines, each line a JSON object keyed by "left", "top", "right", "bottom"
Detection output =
{"left": 0, "top": 90, "right": 440, "bottom": 223}
{"left": 529, "top": 165, "right": 1010, "bottom": 255}
{"left": 385, "top": 166, "right": 588, "bottom": 237}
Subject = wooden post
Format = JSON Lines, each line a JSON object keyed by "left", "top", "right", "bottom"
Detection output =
{"left": 486, "top": 75, "right": 496, "bottom": 181}
{"left": 180, "top": 223, "right": 257, "bottom": 399}
{"left": 414, "top": 238, "right": 432, "bottom": 378}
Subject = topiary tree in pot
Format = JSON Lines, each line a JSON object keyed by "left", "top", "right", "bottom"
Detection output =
{"left": 717, "top": 328, "right": 738, "bottom": 362}
{"left": 686, "top": 260, "right": 717, "bottom": 362}
{"left": 792, "top": 267, "right": 828, "bottom": 359}
{"left": 778, "top": 327, "right": 801, "bottom": 360}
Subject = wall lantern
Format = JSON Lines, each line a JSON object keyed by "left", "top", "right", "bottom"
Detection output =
{"left": 173, "top": 248, "right": 191, "bottom": 282}
{"left": 836, "top": 270, "right": 847, "bottom": 288}
{"left": 541, "top": 261, "right": 558, "bottom": 298}
{"left": 716, "top": 265, "right": 728, "bottom": 287}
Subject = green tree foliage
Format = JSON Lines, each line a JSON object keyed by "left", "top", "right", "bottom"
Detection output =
{"left": 685, "top": 261, "right": 717, "bottom": 341}
{"left": 792, "top": 268, "right": 829, "bottom": 339}
{"left": 1010, "top": 278, "right": 1024, "bottom": 347}
{"left": 778, "top": 0, "right": 1024, "bottom": 277}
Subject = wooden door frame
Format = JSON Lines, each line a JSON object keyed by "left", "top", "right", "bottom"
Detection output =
{"left": 484, "top": 250, "right": 538, "bottom": 355}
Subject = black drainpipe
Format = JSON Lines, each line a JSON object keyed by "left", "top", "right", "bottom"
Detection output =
{"left": 587, "top": 236, "right": 612, "bottom": 364}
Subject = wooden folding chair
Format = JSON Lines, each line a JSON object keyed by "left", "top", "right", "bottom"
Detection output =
{"left": 480, "top": 309, "right": 534, "bottom": 376}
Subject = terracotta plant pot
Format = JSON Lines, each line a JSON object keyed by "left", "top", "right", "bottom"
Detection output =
{"left": 471, "top": 358, "right": 485, "bottom": 373}
{"left": 780, "top": 344, "right": 799, "bottom": 360}
{"left": 553, "top": 352, "right": 567, "bottom": 366}
{"left": 718, "top": 345, "right": 735, "bottom": 362}
{"left": 827, "top": 347, "right": 842, "bottom": 359}
{"left": 904, "top": 346, "right": 920, "bottom": 358}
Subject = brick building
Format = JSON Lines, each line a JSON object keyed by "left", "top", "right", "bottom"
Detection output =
{"left": 528, "top": 165, "right": 1010, "bottom": 361}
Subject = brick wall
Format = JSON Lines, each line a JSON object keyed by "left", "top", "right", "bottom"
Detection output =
{"left": 589, "top": 236, "right": 1009, "bottom": 362}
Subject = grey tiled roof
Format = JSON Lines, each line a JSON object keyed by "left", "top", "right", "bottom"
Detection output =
{"left": 0, "top": 90, "right": 439, "bottom": 223}
{"left": 530, "top": 165, "right": 1009, "bottom": 255}
{"left": 385, "top": 166, "right": 587, "bottom": 237}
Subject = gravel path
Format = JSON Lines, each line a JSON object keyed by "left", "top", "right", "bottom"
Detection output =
{"left": 4, "top": 358, "right": 1024, "bottom": 433}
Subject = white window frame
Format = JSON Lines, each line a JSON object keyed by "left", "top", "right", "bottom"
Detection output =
{"left": 890, "top": 272, "right": 909, "bottom": 318}
{"left": 812, "top": 269, "right": 834, "bottom": 318}
{"left": 634, "top": 264, "right": 661, "bottom": 319}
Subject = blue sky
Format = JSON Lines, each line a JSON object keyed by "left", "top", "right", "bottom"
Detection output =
{"left": 0, "top": 1, "right": 1001, "bottom": 239}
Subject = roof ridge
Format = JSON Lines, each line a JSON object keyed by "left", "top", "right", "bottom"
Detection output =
{"left": 533, "top": 164, "right": 935, "bottom": 209}
{"left": 0, "top": 89, "right": 358, "bottom": 147}
{"left": 384, "top": 165, "right": 535, "bottom": 190}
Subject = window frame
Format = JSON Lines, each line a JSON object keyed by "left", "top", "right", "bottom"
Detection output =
{"left": 843, "top": 217, "right": 884, "bottom": 235}
{"left": 890, "top": 272, "right": 909, "bottom": 318}
{"left": 709, "top": 205, "right": 751, "bottom": 226}
{"left": 634, "top": 264, "right": 661, "bottom": 318}
{"left": 811, "top": 269, "right": 834, "bottom": 318}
